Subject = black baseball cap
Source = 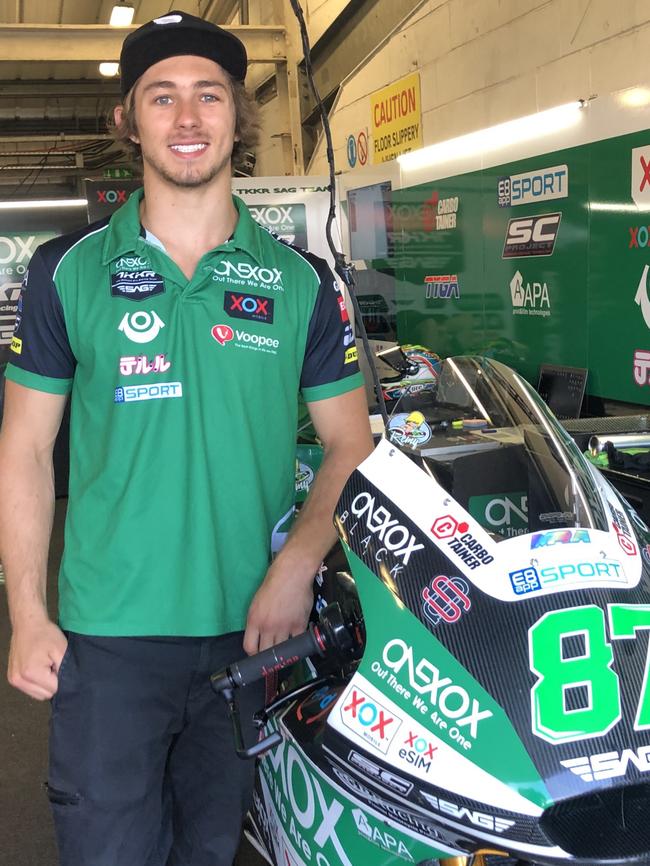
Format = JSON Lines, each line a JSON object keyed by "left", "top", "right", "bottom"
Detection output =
{"left": 119, "top": 10, "right": 248, "bottom": 98}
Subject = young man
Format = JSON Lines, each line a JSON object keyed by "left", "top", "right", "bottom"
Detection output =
{"left": 0, "top": 11, "right": 373, "bottom": 866}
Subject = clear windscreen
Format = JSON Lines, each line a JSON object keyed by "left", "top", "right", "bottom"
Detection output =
{"left": 382, "top": 355, "right": 610, "bottom": 540}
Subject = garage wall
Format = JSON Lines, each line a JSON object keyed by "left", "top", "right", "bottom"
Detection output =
{"left": 309, "top": 0, "right": 650, "bottom": 175}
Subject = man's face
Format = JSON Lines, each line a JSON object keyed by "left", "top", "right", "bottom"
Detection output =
{"left": 123, "top": 54, "right": 238, "bottom": 189}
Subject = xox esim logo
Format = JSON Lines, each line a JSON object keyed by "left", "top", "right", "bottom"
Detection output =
{"left": 211, "top": 324, "right": 234, "bottom": 346}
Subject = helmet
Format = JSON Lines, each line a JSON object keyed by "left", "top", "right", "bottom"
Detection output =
{"left": 379, "top": 344, "right": 441, "bottom": 402}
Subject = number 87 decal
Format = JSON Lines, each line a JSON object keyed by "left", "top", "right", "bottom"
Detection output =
{"left": 529, "top": 604, "right": 650, "bottom": 744}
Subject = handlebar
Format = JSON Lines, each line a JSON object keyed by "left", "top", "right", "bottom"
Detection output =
{"left": 210, "top": 603, "right": 357, "bottom": 759}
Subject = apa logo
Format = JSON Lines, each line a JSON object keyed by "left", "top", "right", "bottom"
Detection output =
{"left": 509, "top": 270, "right": 551, "bottom": 317}
{"left": 421, "top": 575, "right": 471, "bottom": 627}
{"left": 224, "top": 290, "right": 274, "bottom": 324}
{"left": 352, "top": 808, "right": 414, "bottom": 861}
{"left": 118, "top": 310, "right": 165, "bottom": 344}
{"left": 635, "top": 264, "right": 650, "bottom": 329}
{"left": 341, "top": 686, "right": 400, "bottom": 753}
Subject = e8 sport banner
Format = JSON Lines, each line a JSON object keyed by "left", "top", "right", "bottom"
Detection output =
{"left": 0, "top": 232, "right": 56, "bottom": 367}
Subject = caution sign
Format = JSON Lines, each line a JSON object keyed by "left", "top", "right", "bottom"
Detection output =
{"left": 370, "top": 72, "right": 422, "bottom": 164}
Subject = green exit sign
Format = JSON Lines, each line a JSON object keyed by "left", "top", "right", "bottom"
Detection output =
{"left": 103, "top": 167, "right": 133, "bottom": 179}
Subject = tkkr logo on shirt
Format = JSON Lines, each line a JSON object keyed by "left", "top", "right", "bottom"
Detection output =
{"left": 212, "top": 260, "right": 284, "bottom": 290}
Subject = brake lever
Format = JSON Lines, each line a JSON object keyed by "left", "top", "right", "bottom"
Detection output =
{"left": 219, "top": 683, "right": 283, "bottom": 759}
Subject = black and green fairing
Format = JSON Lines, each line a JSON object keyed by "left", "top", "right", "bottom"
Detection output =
{"left": 323, "top": 438, "right": 650, "bottom": 864}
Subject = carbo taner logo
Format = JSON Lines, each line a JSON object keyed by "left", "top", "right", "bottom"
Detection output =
{"left": 224, "top": 290, "right": 274, "bottom": 324}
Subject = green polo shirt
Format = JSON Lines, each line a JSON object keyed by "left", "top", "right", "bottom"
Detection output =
{"left": 6, "top": 189, "right": 362, "bottom": 635}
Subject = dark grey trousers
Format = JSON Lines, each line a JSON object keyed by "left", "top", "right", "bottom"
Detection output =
{"left": 48, "top": 631, "right": 263, "bottom": 866}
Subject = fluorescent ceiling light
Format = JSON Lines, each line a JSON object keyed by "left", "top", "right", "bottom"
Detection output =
{"left": 99, "top": 62, "right": 120, "bottom": 77}
{"left": 398, "top": 101, "right": 585, "bottom": 171}
{"left": 591, "top": 202, "right": 650, "bottom": 212}
{"left": 0, "top": 199, "right": 88, "bottom": 210}
{"left": 109, "top": 2, "right": 135, "bottom": 26}
{"left": 619, "top": 87, "right": 650, "bottom": 108}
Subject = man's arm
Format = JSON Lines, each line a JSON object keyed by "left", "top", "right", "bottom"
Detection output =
{"left": 0, "top": 379, "right": 69, "bottom": 699}
{"left": 244, "top": 385, "right": 374, "bottom": 654}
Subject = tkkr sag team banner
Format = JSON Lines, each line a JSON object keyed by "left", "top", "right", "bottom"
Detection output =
{"left": 232, "top": 176, "right": 334, "bottom": 270}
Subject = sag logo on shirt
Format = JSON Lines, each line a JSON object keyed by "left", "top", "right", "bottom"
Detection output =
{"left": 224, "top": 290, "right": 274, "bottom": 324}
{"left": 110, "top": 270, "right": 165, "bottom": 302}
{"left": 118, "top": 311, "right": 165, "bottom": 344}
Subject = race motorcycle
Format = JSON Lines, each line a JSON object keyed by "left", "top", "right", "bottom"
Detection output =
{"left": 212, "top": 351, "right": 650, "bottom": 866}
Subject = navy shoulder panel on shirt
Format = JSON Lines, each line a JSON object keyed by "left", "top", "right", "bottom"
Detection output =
{"left": 35, "top": 215, "right": 111, "bottom": 275}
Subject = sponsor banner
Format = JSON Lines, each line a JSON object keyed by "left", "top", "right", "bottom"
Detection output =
{"left": 422, "top": 192, "right": 460, "bottom": 232}
{"left": 509, "top": 270, "right": 551, "bottom": 317}
{"left": 388, "top": 412, "right": 432, "bottom": 448}
{"left": 114, "top": 381, "right": 182, "bottom": 403}
{"left": 635, "top": 264, "right": 650, "bottom": 329}
{"left": 631, "top": 145, "right": 650, "bottom": 207}
{"left": 633, "top": 348, "right": 650, "bottom": 387}
{"left": 562, "top": 745, "right": 650, "bottom": 783}
{"left": 329, "top": 667, "right": 544, "bottom": 814}
{"left": 468, "top": 492, "right": 528, "bottom": 538}
{"left": 118, "top": 310, "right": 165, "bottom": 344}
{"left": 85, "top": 179, "right": 141, "bottom": 222}
{"left": 628, "top": 224, "right": 650, "bottom": 248}
{"left": 497, "top": 164, "right": 568, "bottom": 207}
{"left": 0, "top": 232, "right": 55, "bottom": 364}
{"left": 256, "top": 717, "right": 449, "bottom": 865}
{"left": 502, "top": 213, "right": 561, "bottom": 258}
{"left": 370, "top": 73, "right": 422, "bottom": 164}
{"left": 424, "top": 274, "right": 460, "bottom": 299}
{"left": 119, "top": 353, "right": 171, "bottom": 376}
{"left": 248, "top": 202, "right": 308, "bottom": 247}
{"left": 421, "top": 575, "right": 471, "bottom": 628}
{"left": 349, "top": 439, "right": 642, "bottom": 601}
{"left": 110, "top": 269, "right": 165, "bottom": 301}
{"left": 232, "top": 176, "right": 333, "bottom": 271}
{"left": 224, "top": 290, "right": 274, "bottom": 324}
{"left": 211, "top": 323, "right": 280, "bottom": 355}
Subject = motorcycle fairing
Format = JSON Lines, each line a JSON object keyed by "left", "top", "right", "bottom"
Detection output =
{"left": 252, "top": 714, "right": 460, "bottom": 865}
{"left": 329, "top": 433, "right": 650, "bottom": 861}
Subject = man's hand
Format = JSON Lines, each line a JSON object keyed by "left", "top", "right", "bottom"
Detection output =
{"left": 8, "top": 618, "right": 68, "bottom": 701}
{"left": 243, "top": 559, "right": 315, "bottom": 654}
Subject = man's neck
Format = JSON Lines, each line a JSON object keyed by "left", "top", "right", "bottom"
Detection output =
{"left": 139, "top": 172, "right": 239, "bottom": 276}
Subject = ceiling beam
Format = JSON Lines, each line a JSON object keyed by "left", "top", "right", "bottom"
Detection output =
{"left": 0, "top": 24, "right": 287, "bottom": 63}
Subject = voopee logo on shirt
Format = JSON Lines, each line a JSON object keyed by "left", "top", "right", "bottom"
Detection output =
{"left": 211, "top": 323, "right": 280, "bottom": 355}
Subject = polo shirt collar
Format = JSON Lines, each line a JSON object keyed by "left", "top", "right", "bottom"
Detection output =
{"left": 101, "top": 188, "right": 266, "bottom": 266}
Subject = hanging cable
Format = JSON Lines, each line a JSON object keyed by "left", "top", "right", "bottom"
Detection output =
{"left": 288, "top": 0, "right": 390, "bottom": 427}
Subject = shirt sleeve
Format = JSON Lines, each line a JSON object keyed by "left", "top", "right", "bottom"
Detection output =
{"left": 300, "top": 261, "right": 364, "bottom": 403}
{"left": 4, "top": 246, "right": 75, "bottom": 395}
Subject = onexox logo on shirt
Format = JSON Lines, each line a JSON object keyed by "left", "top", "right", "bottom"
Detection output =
{"left": 224, "top": 290, "right": 274, "bottom": 324}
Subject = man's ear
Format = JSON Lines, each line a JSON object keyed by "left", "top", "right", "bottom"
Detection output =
{"left": 113, "top": 104, "right": 139, "bottom": 144}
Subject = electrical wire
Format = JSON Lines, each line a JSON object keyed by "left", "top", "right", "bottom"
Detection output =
{"left": 288, "top": 0, "right": 390, "bottom": 428}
